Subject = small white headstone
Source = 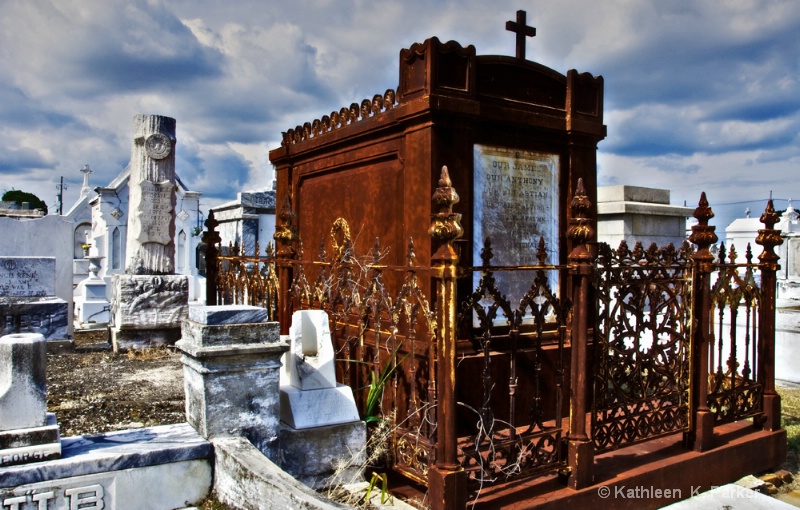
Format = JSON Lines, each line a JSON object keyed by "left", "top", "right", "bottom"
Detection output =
{"left": 286, "top": 310, "right": 336, "bottom": 390}
{"left": 0, "top": 333, "right": 47, "bottom": 431}
{"left": 280, "top": 310, "right": 360, "bottom": 430}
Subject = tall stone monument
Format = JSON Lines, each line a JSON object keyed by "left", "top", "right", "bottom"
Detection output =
{"left": 110, "top": 115, "right": 189, "bottom": 351}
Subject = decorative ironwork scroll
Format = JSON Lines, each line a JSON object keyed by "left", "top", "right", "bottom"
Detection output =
{"left": 214, "top": 240, "right": 280, "bottom": 320}
{"left": 283, "top": 219, "right": 438, "bottom": 485}
{"left": 456, "top": 237, "right": 569, "bottom": 484}
{"left": 592, "top": 240, "right": 694, "bottom": 452}
{"left": 707, "top": 243, "right": 763, "bottom": 424}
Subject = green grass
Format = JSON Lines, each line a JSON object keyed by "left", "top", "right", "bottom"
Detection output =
{"left": 778, "top": 386, "right": 800, "bottom": 469}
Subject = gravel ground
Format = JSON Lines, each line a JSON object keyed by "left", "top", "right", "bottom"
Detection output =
{"left": 46, "top": 330, "right": 185, "bottom": 437}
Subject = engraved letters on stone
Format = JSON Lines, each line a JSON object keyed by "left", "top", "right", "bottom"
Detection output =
{"left": 125, "top": 115, "right": 178, "bottom": 275}
{"left": 133, "top": 180, "right": 175, "bottom": 246}
{"left": 473, "top": 145, "right": 560, "bottom": 311}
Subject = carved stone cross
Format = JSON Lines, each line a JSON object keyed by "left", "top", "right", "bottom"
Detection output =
{"left": 506, "top": 10, "right": 536, "bottom": 60}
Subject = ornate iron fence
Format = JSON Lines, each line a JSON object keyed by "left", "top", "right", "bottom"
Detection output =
{"left": 202, "top": 172, "right": 784, "bottom": 509}
{"left": 592, "top": 241, "right": 694, "bottom": 452}
{"left": 456, "top": 237, "right": 570, "bottom": 484}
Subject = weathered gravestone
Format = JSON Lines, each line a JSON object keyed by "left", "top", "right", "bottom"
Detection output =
{"left": 0, "top": 332, "right": 61, "bottom": 468}
{"left": 0, "top": 257, "right": 69, "bottom": 342}
{"left": 279, "top": 310, "right": 364, "bottom": 488}
{"left": 111, "top": 115, "right": 189, "bottom": 351}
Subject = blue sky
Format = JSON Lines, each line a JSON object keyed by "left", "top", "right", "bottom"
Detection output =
{"left": 1, "top": 0, "right": 798, "bottom": 230}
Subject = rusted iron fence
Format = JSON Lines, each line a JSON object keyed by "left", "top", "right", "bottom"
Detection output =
{"left": 202, "top": 170, "right": 783, "bottom": 509}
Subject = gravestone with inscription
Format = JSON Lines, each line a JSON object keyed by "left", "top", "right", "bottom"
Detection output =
{"left": 110, "top": 115, "right": 189, "bottom": 351}
{"left": 0, "top": 257, "right": 69, "bottom": 342}
{"left": 0, "top": 332, "right": 61, "bottom": 468}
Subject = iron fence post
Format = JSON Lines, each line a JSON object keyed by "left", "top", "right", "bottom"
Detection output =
{"left": 202, "top": 209, "right": 220, "bottom": 306}
{"left": 428, "top": 166, "right": 467, "bottom": 510}
{"left": 756, "top": 199, "right": 783, "bottom": 431}
{"left": 566, "top": 178, "right": 594, "bottom": 489}
{"left": 687, "top": 193, "right": 717, "bottom": 451}
{"left": 273, "top": 193, "right": 298, "bottom": 335}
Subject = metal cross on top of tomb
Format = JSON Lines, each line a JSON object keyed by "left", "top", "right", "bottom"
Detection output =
{"left": 506, "top": 9, "right": 536, "bottom": 60}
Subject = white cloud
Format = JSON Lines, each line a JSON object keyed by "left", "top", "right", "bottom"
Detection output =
{"left": 0, "top": 0, "right": 798, "bottom": 227}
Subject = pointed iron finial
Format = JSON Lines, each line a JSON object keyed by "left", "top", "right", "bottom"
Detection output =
{"left": 430, "top": 165, "right": 463, "bottom": 261}
{"left": 567, "top": 178, "right": 594, "bottom": 256}
{"left": 689, "top": 192, "right": 718, "bottom": 251}
{"left": 407, "top": 237, "right": 416, "bottom": 267}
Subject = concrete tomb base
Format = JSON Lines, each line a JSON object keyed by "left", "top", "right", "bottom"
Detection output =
{"left": 110, "top": 274, "right": 188, "bottom": 351}
{"left": 74, "top": 278, "right": 110, "bottom": 327}
{"left": 279, "top": 421, "right": 367, "bottom": 489}
{"left": 176, "top": 305, "right": 288, "bottom": 461}
{"left": 0, "top": 332, "right": 62, "bottom": 468}
{"left": 0, "top": 423, "right": 211, "bottom": 510}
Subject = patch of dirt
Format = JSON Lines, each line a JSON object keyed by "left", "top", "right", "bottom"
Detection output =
{"left": 46, "top": 345, "right": 185, "bottom": 437}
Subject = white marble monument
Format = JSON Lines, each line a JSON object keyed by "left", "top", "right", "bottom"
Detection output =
{"left": 110, "top": 115, "right": 189, "bottom": 351}
{"left": 278, "top": 310, "right": 365, "bottom": 488}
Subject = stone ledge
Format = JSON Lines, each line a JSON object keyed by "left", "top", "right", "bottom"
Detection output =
{"left": 188, "top": 305, "right": 270, "bottom": 326}
{"left": 181, "top": 319, "right": 280, "bottom": 347}
{"left": 597, "top": 201, "right": 694, "bottom": 217}
{"left": 213, "top": 436, "right": 348, "bottom": 510}
{"left": 0, "top": 423, "right": 211, "bottom": 488}
{"left": 176, "top": 339, "right": 288, "bottom": 362}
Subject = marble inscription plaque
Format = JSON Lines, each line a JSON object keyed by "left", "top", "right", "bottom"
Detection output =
{"left": 279, "top": 385, "right": 360, "bottom": 429}
{"left": 473, "top": 145, "right": 559, "bottom": 317}
{"left": 0, "top": 258, "right": 55, "bottom": 298}
{"left": 132, "top": 180, "right": 174, "bottom": 246}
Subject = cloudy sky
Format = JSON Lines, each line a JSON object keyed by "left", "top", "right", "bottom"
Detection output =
{"left": 1, "top": 0, "right": 798, "bottom": 230}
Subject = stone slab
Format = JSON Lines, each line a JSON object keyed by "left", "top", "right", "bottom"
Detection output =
{"left": 661, "top": 483, "right": 795, "bottom": 509}
{"left": 597, "top": 185, "right": 671, "bottom": 205}
{"left": 0, "top": 257, "right": 55, "bottom": 298}
{"left": 0, "top": 414, "right": 59, "bottom": 449}
{"left": 0, "top": 413, "right": 61, "bottom": 467}
{"left": 189, "top": 304, "right": 270, "bottom": 325}
{"left": 287, "top": 310, "right": 337, "bottom": 390}
{"left": 212, "top": 436, "right": 347, "bottom": 510}
{"left": 0, "top": 333, "right": 47, "bottom": 431}
{"left": 0, "top": 458, "right": 210, "bottom": 510}
{"left": 181, "top": 318, "right": 280, "bottom": 348}
{"left": 596, "top": 201, "right": 694, "bottom": 217}
{"left": 280, "top": 421, "right": 366, "bottom": 489}
{"left": 111, "top": 327, "right": 182, "bottom": 352}
{"left": 0, "top": 298, "right": 69, "bottom": 340}
{"left": 111, "top": 274, "right": 188, "bottom": 330}
{"left": 0, "top": 423, "right": 211, "bottom": 488}
{"left": 279, "top": 384, "right": 360, "bottom": 430}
